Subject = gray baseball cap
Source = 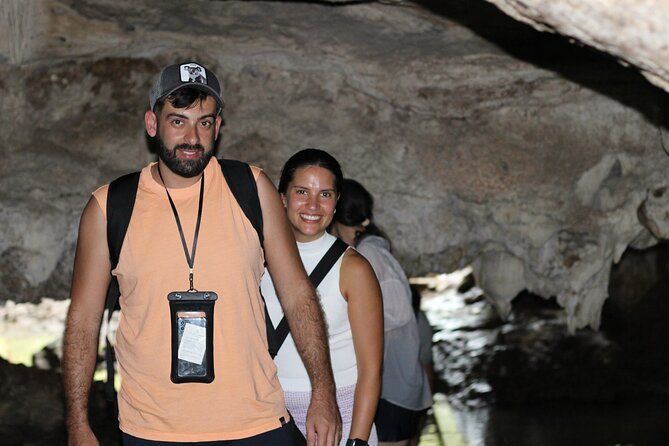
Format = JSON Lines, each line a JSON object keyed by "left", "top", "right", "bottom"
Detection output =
{"left": 149, "top": 62, "right": 225, "bottom": 112}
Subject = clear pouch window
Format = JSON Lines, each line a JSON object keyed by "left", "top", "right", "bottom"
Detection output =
{"left": 168, "top": 291, "right": 218, "bottom": 383}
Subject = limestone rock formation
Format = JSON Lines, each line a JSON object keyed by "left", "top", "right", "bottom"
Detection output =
{"left": 483, "top": 0, "right": 669, "bottom": 92}
{"left": 1, "top": 0, "right": 669, "bottom": 332}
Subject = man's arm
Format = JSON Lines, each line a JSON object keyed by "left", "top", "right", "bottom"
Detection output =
{"left": 63, "top": 197, "right": 112, "bottom": 446}
{"left": 256, "top": 171, "right": 342, "bottom": 446}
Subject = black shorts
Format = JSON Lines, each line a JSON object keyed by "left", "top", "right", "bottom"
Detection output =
{"left": 122, "top": 418, "right": 305, "bottom": 446}
{"left": 374, "top": 398, "right": 426, "bottom": 442}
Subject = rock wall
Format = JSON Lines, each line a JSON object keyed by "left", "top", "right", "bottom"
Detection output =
{"left": 1, "top": 0, "right": 669, "bottom": 331}
{"left": 483, "top": 0, "right": 669, "bottom": 92}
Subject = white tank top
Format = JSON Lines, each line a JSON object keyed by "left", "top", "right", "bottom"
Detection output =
{"left": 260, "top": 232, "right": 358, "bottom": 391}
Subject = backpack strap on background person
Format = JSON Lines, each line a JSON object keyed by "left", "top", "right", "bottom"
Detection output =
{"left": 104, "top": 171, "right": 140, "bottom": 402}
{"left": 273, "top": 238, "right": 349, "bottom": 353}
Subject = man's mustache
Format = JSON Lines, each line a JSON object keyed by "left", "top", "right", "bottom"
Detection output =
{"left": 174, "top": 143, "right": 205, "bottom": 152}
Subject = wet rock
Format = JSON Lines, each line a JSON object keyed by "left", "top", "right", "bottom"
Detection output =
{"left": 430, "top": 249, "right": 669, "bottom": 410}
{"left": 0, "top": 357, "right": 121, "bottom": 445}
{"left": 0, "top": 357, "right": 66, "bottom": 445}
{"left": 488, "top": 311, "right": 621, "bottom": 405}
{"left": 431, "top": 290, "right": 624, "bottom": 407}
{"left": 0, "top": 299, "right": 121, "bottom": 445}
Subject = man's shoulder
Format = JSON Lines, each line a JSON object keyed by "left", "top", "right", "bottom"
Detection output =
{"left": 217, "top": 158, "right": 263, "bottom": 181}
{"left": 249, "top": 164, "right": 262, "bottom": 180}
{"left": 91, "top": 183, "right": 110, "bottom": 218}
{"left": 97, "top": 163, "right": 151, "bottom": 220}
{"left": 104, "top": 163, "right": 151, "bottom": 193}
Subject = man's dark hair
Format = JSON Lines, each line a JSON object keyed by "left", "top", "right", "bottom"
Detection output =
{"left": 153, "top": 87, "right": 222, "bottom": 117}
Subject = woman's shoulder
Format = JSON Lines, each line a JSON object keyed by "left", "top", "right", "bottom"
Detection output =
{"left": 340, "top": 247, "right": 376, "bottom": 280}
{"left": 341, "top": 245, "right": 365, "bottom": 267}
{"left": 339, "top": 244, "right": 382, "bottom": 302}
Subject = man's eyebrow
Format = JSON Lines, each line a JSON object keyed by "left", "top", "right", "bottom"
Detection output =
{"left": 165, "top": 112, "right": 217, "bottom": 120}
{"left": 166, "top": 112, "right": 189, "bottom": 120}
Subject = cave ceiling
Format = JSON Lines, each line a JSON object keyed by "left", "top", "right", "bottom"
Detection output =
{"left": 1, "top": 0, "right": 669, "bottom": 331}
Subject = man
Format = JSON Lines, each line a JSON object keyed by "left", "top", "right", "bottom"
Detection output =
{"left": 63, "top": 61, "right": 341, "bottom": 445}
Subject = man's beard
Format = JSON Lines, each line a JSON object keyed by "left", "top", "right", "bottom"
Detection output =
{"left": 156, "top": 137, "right": 214, "bottom": 178}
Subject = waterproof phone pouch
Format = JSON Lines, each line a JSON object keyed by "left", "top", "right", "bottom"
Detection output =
{"left": 167, "top": 291, "right": 218, "bottom": 383}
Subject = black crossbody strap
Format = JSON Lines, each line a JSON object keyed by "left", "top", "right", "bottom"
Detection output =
{"left": 309, "top": 238, "right": 349, "bottom": 288}
{"left": 274, "top": 238, "right": 349, "bottom": 352}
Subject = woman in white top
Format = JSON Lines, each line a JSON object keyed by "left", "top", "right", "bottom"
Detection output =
{"left": 261, "top": 149, "right": 383, "bottom": 446}
{"left": 330, "top": 179, "right": 432, "bottom": 446}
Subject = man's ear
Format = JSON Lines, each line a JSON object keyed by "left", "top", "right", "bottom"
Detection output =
{"left": 145, "top": 110, "right": 158, "bottom": 137}
{"left": 214, "top": 115, "right": 223, "bottom": 141}
{"left": 280, "top": 193, "right": 287, "bottom": 208}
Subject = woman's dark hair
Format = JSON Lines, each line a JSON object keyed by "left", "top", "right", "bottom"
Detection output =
{"left": 278, "top": 148, "right": 344, "bottom": 195}
{"left": 334, "top": 178, "right": 389, "bottom": 243}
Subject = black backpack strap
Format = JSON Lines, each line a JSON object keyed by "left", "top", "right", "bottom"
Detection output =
{"left": 217, "top": 159, "right": 280, "bottom": 356}
{"left": 218, "top": 159, "right": 264, "bottom": 247}
{"left": 274, "top": 238, "right": 349, "bottom": 353}
{"left": 103, "top": 171, "right": 140, "bottom": 401}
{"left": 107, "top": 172, "right": 141, "bottom": 268}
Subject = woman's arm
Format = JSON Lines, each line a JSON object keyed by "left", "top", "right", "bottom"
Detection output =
{"left": 340, "top": 249, "right": 384, "bottom": 441}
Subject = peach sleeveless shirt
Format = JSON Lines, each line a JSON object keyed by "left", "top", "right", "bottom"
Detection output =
{"left": 93, "top": 158, "right": 288, "bottom": 442}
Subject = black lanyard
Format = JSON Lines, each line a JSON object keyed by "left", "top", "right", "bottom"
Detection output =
{"left": 157, "top": 165, "right": 205, "bottom": 291}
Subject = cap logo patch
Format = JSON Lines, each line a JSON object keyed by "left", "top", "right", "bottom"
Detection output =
{"left": 179, "top": 63, "right": 207, "bottom": 85}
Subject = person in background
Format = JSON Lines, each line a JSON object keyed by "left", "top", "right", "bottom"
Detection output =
{"left": 261, "top": 149, "right": 384, "bottom": 446}
{"left": 331, "top": 179, "right": 432, "bottom": 446}
{"left": 410, "top": 285, "right": 434, "bottom": 394}
{"left": 408, "top": 285, "right": 435, "bottom": 446}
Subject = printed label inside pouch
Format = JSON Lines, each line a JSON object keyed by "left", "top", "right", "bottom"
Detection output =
{"left": 168, "top": 291, "right": 218, "bottom": 383}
